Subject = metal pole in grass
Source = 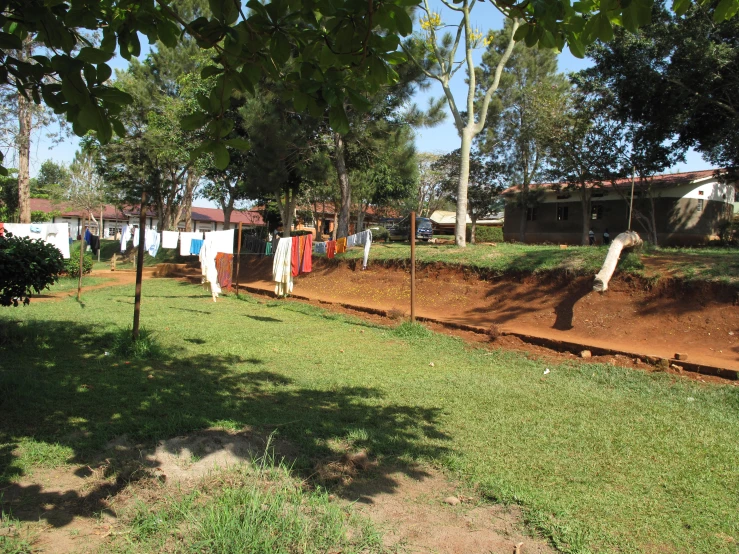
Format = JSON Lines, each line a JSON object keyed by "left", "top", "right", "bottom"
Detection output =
{"left": 410, "top": 211, "right": 416, "bottom": 322}
{"left": 235, "top": 221, "right": 243, "bottom": 296}
{"left": 132, "top": 192, "right": 147, "bottom": 341}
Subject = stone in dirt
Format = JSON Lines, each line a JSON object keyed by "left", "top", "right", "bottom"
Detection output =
{"left": 675, "top": 352, "right": 688, "bottom": 361}
{"left": 444, "top": 496, "right": 461, "bottom": 506}
{"left": 671, "top": 364, "right": 684, "bottom": 372}
{"left": 580, "top": 350, "right": 592, "bottom": 358}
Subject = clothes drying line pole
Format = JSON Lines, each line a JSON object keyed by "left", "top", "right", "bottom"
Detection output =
{"left": 410, "top": 211, "right": 416, "bottom": 322}
{"left": 76, "top": 213, "right": 88, "bottom": 301}
{"left": 133, "top": 193, "right": 147, "bottom": 341}
{"left": 235, "top": 222, "right": 243, "bottom": 296}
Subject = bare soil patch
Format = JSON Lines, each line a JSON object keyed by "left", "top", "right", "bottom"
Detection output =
{"left": 3, "top": 428, "right": 544, "bottom": 553}
{"left": 342, "top": 466, "right": 555, "bottom": 554}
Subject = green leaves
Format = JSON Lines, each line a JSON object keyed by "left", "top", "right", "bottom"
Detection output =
{"left": 329, "top": 104, "right": 350, "bottom": 134}
{"left": 714, "top": 0, "right": 739, "bottom": 21}
{"left": 181, "top": 112, "right": 208, "bottom": 131}
{"left": 212, "top": 142, "right": 230, "bottom": 169}
{"left": 77, "top": 47, "right": 114, "bottom": 64}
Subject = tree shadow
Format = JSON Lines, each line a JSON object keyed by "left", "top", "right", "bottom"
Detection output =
{"left": 0, "top": 319, "right": 450, "bottom": 528}
{"left": 552, "top": 280, "right": 594, "bottom": 331}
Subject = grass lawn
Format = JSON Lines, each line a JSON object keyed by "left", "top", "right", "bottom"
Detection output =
{"left": 338, "top": 242, "right": 645, "bottom": 277}
{"left": 91, "top": 239, "right": 182, "bottom": 271}
{"left": 1, "top": 279, "right": 738, "bottom": 552}
{"left": 45, "top": 276, "right": 113, "bottom": 292}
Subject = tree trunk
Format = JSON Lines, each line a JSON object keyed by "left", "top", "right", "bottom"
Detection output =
{"left": 649, "top": 195, "right": 658, "bottom": 246}
{"left": 276, "top": 186, "right": 297, "bottom": 237}
{"left": 581, "top": 187, "right": 591, "bottom": 246}
{"left": 593, "top": 231, "right": 642, "bottom": 292}
{"left": 332, "top": 212, "right": 337, "bottom": 240}
{"left": 17, "top": 91, "right": 32, "bottom": 224}
{"left": 357, "top": 204, "right": 367, "bottom": 233}
{"left": 455, "top": 130, "right": 473, "bottom": 247}
{"left": 470, "top": 215, "right": 477, "bottom": 244}
{"left": 333, "top": 132, "right": 351, "bottom": 239}
{"left": 221, "top": 199, "right": 234, "bottom": 230}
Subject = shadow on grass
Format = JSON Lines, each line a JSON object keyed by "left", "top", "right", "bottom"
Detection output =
{"left": 0, "top": 319, "right": 449, "bottom": 528}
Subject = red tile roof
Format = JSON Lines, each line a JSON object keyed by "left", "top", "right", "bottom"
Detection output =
{"left": 503, "top": 169, "right": 724, "bottom": 194}
{"left": 190, "top": 206, "right": 263, "bottom": 225}
{"left": 29, "top": 199, "right": 264, "bottom": 226}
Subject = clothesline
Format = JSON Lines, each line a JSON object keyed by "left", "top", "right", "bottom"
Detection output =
{"left": 1, "top": 222, "right": 71, "bottom": 259}
{"left": 313, "top": 230, "right": 372, "bottom": 269}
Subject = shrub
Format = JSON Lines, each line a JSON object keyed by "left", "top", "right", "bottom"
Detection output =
{"left": 64, "top": 244, "right": 93, "bottom": 277}
{"left": 467, "top": 225, "right": 503, "bottom": 243}
{"left": 371, "top": 226, "right": 390, "bottom": 242}
{"left": 0, "top": 232, "right": 65, "bottom": 306}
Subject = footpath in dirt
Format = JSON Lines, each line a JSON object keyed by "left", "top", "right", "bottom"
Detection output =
{"left": 225, "top": 256, "right": 739, "bottom": 375}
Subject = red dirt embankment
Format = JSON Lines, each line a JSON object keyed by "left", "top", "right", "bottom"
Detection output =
{"left": 232, "top": 256, "right": 739, "bottom": 375}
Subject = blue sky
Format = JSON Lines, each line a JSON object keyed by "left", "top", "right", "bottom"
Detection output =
{"left": 29, "top": 4, "right": 712, "bottom": 208}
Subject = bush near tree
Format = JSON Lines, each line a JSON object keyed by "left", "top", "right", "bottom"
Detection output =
{"left": 64, "top": 245, "right": 94, "bottom": 278}
{"left": 0, "top": 233, "right": 65, "bottom": 306}
{"left": 466, "top": 225, "right": 503, "bottom": 243}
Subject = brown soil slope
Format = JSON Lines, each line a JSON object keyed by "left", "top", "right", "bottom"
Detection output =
{"left": 235, "top": 256, "right": 739, "bottom": 371}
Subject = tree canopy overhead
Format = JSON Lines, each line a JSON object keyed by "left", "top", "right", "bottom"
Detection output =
{"left": 2, "top": 0, "right": 731, "bottom": 176}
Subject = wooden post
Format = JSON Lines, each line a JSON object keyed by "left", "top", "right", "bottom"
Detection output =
{"left": 132, "top": 193, "right": 147, "bottom": 341}
{"left": 76, "top": 214, "right": 87, "bottom": 301}
{"left": 410, "top": 211, "right": 416, "bottom": 322}
{"left": 98, "top": 205, "right": 103, "bottom": 262}
{"left": 235, "top": 222, "right": 243, "bottom": 296}
{"left": 628, "top": 165, "right": 635, "bottom": 231}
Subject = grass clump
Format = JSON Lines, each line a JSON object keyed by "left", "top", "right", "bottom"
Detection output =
{"left": 113, "top": 461, "right": 383, "bottom": 554}
{"left": 389, "top": 321, "right": 433, "bottom": 341}
{"left": 111, "top": 327, "right": 163, "bottom": 360}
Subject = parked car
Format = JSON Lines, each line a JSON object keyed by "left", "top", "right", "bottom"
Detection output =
{"left": 388, "top": 216, "right": 433, "bottom": 242}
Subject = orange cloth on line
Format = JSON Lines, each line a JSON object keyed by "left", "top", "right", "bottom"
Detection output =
{"left": 326, "top": 240, "right": 336, "bottom": 259}
{"left": 336, "top": 237, "right": 347, "bottom": 254}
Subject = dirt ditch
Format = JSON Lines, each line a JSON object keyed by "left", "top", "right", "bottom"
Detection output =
{"left": 225, "top": 256, "right": 739, "bottom": 377}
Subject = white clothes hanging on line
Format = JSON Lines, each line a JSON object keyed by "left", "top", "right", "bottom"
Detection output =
{"left": 199, "top": 235, "right": 221, "bottom": 302}
{"left": 120, "top": 224, "right": 132, "bottom": 252}
{"left": 354, "top": 229, "right": 372, "bottom": 269}
{"left": 145, "top": 228, "right": 160, "bottom": 257}
{"left": 161, "top": 230, "right": 179, "bottom": 249}
{"left": 180, "top": 231, "right": 204, "bottom": 256}
{"left": 133, "top": 227, "right": 140, "bottom": 248}
{"left": 272, "top": 237, "right": 293, "bottom": 297}
{"left": 208, "top": 229, "right": 234, "bottom": 254}
{"left": 3, "top": 223, "right": 71, "bottom": 259}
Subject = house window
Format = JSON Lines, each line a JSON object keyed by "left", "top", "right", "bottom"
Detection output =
{"left": 734, "top": 188, "right": 738, "bottom": 202}
{"left": 526, "top": 207, "right": 538, "bottom": 221}
{"left": 557, "top": 205, "right": 569, "bottom": 221}
{"left": 697, "top": 199, "right": 704, "bottom": 212}
{"left": 591, "top": 204, "right": 603, "bottom": 220}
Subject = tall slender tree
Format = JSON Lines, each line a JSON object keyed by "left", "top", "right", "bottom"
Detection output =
{"left": 477, "top": 22, "right": 569, "bottom": 241}
{"left": 403, "top": 4, "right": 519, "bottom": 247}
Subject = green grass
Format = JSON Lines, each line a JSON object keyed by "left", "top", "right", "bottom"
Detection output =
{"left": 111, "top": 457, "right": 383, "bottom": 553}
{"left": 338, "top": 242, "right": 644, "bottom": 277}
{"left": 92, "top": 240, "right": 182, "bottom": 271}
{"left": 647, "top": 246, "right": 739, "bottom": 285}
{"left": 336, "top": 242, "right": 739, "bottom": 284}
{"left": 45, "top": 276, "right": 112, "bottom": 292}
{"left": 1, "top": 279, "right": 738, "bottom": 552}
